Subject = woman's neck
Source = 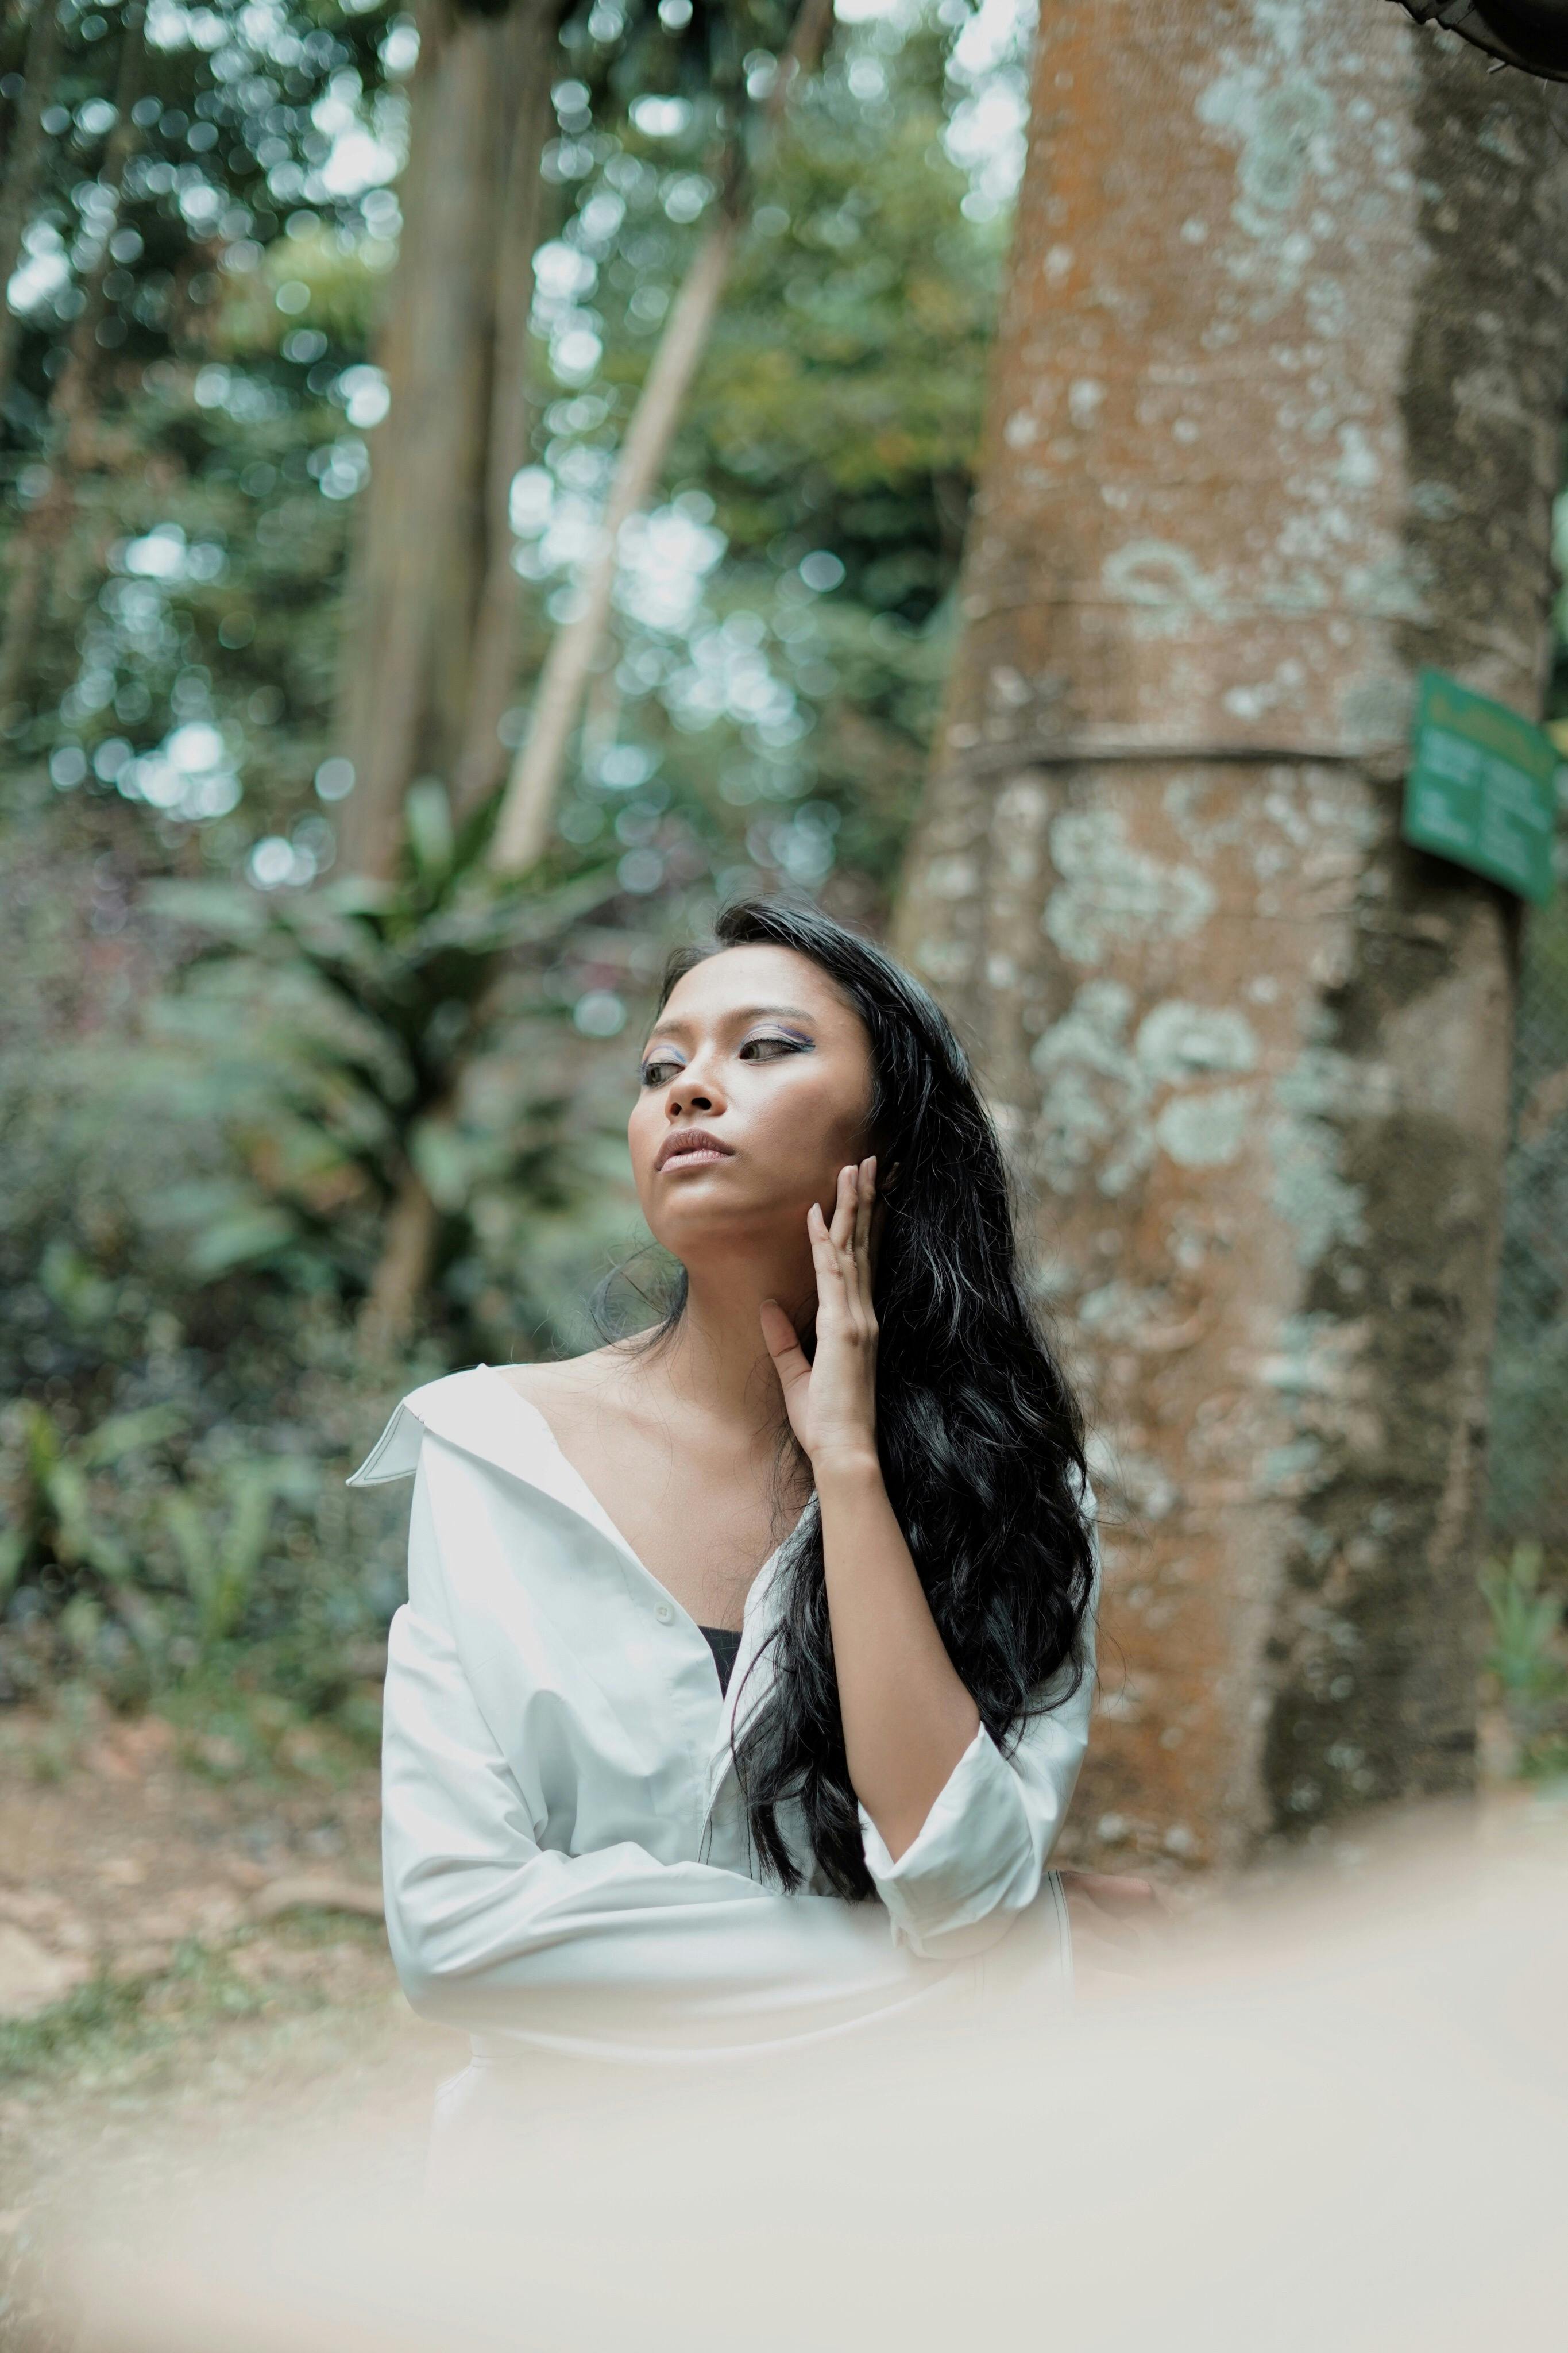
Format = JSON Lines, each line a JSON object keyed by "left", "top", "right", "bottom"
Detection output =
{"left": 651, "top": 1253, "right": 808, "bottom": 1448}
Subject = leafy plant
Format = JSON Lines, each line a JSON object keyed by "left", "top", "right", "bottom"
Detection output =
{"left": 0, "top": 1398, "right": 184, "bottom": 1603}
{"left": 123, "top": 785, "right": 627, "bottom": 1343}
{"left": 161, "top": 1457, "right": 314, "bottom": 1648}
{"left": 1481, "top": 1542, "right": 1568, "bottom": 1777}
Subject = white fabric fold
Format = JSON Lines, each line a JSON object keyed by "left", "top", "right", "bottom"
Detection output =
{"left": 856, "top": 1645, "right": 1094, "bottom": 1962}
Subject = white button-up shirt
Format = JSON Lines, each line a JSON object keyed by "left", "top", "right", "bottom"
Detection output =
{"left": 352, "top": 1365, "right": 1098, "bottom": 2062}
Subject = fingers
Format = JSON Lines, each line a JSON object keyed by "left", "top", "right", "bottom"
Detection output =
{"left": 827, "top": 1160, "right": 857, "bottom": 1252}
{"left": 825, "top": 1160, "right": 876, "bottom": 1259}
{"left": 806, "top": 1198, "right": 850, "bottom": 1327}
{"left": 759, "top": 1295, "right": 809, "bottom": 1383}
{"left": 852, "top": 1154, "right": 875, "bottom": 1270}
{"left": 809, "top": 1166, "right": 878, "bottom": 1350}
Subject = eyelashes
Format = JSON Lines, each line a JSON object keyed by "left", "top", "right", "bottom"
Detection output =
{"left": 638, "top": 1032, "right": 814, "bottom": 1087}
{"left": 736, "top": 1031, "right": 814, "bottom": 1067}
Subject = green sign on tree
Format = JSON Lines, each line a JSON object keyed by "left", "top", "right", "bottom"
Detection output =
{"left": 1402, "top": 669, "right": 1559, "bottom": 906}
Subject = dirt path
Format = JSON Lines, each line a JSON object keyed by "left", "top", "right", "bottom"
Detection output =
{"left": 0, "top": 1705, "right": 457, "bottom": 2350}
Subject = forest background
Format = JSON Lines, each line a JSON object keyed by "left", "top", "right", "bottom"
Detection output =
{"left": 0, "top": 0, "right": 1565, "bottom": 1800}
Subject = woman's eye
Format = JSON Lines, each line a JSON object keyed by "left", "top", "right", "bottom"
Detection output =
{"left": 640, "top": 1056, "right": 681, "bottom": 1087}
{"left": 740, "top": 1034, "right": 807, "bottom": 1061}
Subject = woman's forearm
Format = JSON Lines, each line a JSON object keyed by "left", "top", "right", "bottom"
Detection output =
{"left": 814, "top": 1452, "right": 980, "bottom": 1862}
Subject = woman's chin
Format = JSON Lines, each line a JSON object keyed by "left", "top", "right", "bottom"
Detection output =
{"left": 647, "top": 1198, "right": 793, "bottom": 1257}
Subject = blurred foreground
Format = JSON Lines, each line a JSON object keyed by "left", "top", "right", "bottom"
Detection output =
{"left": 14, "top": 1792, "right": 1564, "bottom": 2353}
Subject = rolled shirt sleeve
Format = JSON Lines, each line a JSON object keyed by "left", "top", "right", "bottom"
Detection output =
{"left": 856, "top": 1492, "right": 1100, "bottom": 1961}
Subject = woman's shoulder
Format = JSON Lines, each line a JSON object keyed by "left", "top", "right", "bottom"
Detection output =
{"left": 492, "top": 1346, "right": 656, "bottom": 1464}
{"left": 346, "top": 1349, "right": 636, "bottom": 1487}
{"left": 489, "top": 1348, "right": 627, "bottom": 1411}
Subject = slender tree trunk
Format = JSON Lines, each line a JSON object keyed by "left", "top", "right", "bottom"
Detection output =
{"left": 0, "top": 1, "right": 143, "bottom": 712}
{"left": 334, "top": 0, "right": 560, "bottom": 880}
{"left": 357, "top": 1170, "right": 441, "bottom": 1353}
{"left": 488, "top": 0, "right": 837, "bottom": 874}
{"left": 0, "top": 0, "right": 64, "bottom": 412}
{"left": 891, "top": 2, "right": 1568, "bottom": 1870}
{"left": 488, "top": 206, "right": 742, "bottom": 875}
{"left": 356, "top": 1012, "right": 499, "bottom": 1351}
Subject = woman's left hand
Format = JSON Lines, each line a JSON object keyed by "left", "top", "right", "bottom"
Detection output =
{"left": 761, "top": 1156, "right": 880, "bottom": 1473}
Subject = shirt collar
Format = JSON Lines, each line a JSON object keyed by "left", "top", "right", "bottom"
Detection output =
{"left": 348, "top": 1364, "right": 636, "bottom": 1563}
{"left": 349, "top": 1365, "right": 817, "bottom": 1611}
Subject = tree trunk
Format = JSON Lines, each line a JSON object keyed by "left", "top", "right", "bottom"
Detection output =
{"left": 357, "top": 1169, "right": 441, "bottom": 1354}
{"left": 890, "top": 2, "right": 1568, "bottom": 1871}
{"left": 0, "top": 0, "right": 65, "bottom": 412}
{"left": 450, "top": 28, "right": 555, "bottom": 820}
{"left": 0, "top": 1, "right": 144, "bottom": 713}
{"left": 335, "top": 0, "right": 559, "bottom": 880}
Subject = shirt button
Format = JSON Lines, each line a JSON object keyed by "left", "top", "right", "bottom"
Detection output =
{"left": 654, "top": 1601, "right": 675, "bottom": 1625}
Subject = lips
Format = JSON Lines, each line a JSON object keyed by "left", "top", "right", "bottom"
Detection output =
{"left": 655, "top": 1128, "right": 736, "bottom": 1172}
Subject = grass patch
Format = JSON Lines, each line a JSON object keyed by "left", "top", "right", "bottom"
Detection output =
{"left": 0, "top": 1941, "right": 266, "bottom": 2088}
{"left": 0, "top": 1971, "right": 153, "bottom": 2078}
{"left": 0, "top": 1919, "right": 388, "bottom": 2091}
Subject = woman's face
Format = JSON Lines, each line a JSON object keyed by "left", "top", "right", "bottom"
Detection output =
{"left": 628, "top": 944, "right": 876, "bottom": 1270}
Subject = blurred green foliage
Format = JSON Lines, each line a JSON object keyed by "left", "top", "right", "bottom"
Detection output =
{"left": 0, "top": 0, "right": 1023, "bottom": 1729}
{"left": 0, "top": 795, "right": 644, "bottom": 1716}
{"left": 0, "top": 0, "right": 400, "bottom": 843}
{"left": 1481, "top": 1543, "right": 1568, "bottom": 1780}
{"left": 1486, "top": 458, "right": 1568, "bottom": 1660}
{"left": 0, "top": 0, "right": 1014, "bottom": 902}
{"left": 130, "top": 786, "right": 627, "bottom": 1319}
{"left": 519, "top": 0, "right": 1006, "bottom": 908}
{"left": 0, "top": 1395, "right": 184, "bottom": 1596}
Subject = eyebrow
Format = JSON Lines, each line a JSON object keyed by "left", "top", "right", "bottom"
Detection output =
{"left": 641, "top": 1003, "right": 818, "bottom": 1043}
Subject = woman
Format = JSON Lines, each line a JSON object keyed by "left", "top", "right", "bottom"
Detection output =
{"left": 352, "top": 897, "right": 1103, "bottom": 2133}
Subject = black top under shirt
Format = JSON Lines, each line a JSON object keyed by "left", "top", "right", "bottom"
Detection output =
{"left": 700, "top": 1624, "right": 742, "bottom": 1697}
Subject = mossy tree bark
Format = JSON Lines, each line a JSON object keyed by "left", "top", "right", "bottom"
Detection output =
{"left": 891, "top": 1, "right": 1568, "bottom": 1869}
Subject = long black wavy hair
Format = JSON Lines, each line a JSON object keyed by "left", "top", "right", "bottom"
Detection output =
{"left": 607, "top": 895, "right": 1096, "bottom": 1901}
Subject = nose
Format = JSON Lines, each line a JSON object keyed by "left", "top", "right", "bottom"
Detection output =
{"left": 664, "top": 1046, "right": 727, "bottom": 1119}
